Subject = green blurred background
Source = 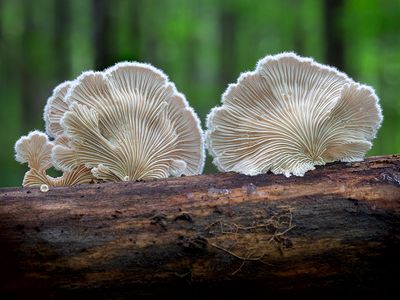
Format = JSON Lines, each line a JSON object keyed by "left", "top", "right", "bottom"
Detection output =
{"left": 0, "top": 0, "right": 399, "bottom": 187}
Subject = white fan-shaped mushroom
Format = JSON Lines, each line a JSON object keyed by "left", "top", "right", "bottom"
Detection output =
{"left": 206, "top": 52, "right": 383, "bottom": 177}
{"left": 15, "top": 131, "right": 53, "bottom": 171}
{"left": 52, "top": 62, "right": 204, "bottom": 181}
{"left": 14, "top": 131, "right": 93, "bottom": 187}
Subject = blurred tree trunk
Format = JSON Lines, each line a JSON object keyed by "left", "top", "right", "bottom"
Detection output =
{"left": 186, "top": 36, "right": 199, "bottom": 83}
{"left": 323, "top": 0, "right": 344, "bottom": 69}
{"left": 0, "top": 0, "right": 2, "bottom": 42}
{"left": 54, "top": 0, "right": 71, "bottom": 79}
{"left": 293, "top": 2, "right": 304, "bottom": 54}
{"left": 219, "top": 8, "right": 237, "bottom": 85}
{"left": 0, "top": 0, "right": 3, "bottom": 72}
{"left": 131, "top": 0, "right": 142, "bottom": 61}
{"left": 141, "top": 1, "right": 158, "bottom": 64}
{"left": 21, "top": 1, "right": 38, "bottom": 133}
{"left": 92, "top": 0, "right": 113, "bottom": 70}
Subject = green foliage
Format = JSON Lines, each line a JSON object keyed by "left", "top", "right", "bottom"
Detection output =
{"left": 0, "top": 0, "right": 399, "bottom": 187}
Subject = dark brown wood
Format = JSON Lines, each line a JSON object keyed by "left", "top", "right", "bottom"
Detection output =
{"left": 0, "top": 155, "right": 399, "bottom": 299}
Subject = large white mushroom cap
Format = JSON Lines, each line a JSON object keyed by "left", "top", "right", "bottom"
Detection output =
{"left": 206, "top": 52, "right": 383, "bottom": 177}
{"left": 52, "top": 62, "right": 205, "bottom": 181}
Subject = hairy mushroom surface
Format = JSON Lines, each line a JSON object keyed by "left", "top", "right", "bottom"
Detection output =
{"left": 206, "top": 52, "right": 383, "bottom": 177}
{"left": 14, "top": 131, "right": 93, "bottom": 187}
{"left": 52, "top": 62, "right": 204, "bottom": 181}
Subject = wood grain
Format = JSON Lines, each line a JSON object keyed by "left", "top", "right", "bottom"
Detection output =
{"left": 0, "top": 155, "right": 399, "bottom": 298}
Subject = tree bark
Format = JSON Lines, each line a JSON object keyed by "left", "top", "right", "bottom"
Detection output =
{"left": 0, "top": 155, "right": 399, "bottom": 299}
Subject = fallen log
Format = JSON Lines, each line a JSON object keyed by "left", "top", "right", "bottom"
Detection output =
{"left": 0, "top": 155, "right": 399, "bottom": 298}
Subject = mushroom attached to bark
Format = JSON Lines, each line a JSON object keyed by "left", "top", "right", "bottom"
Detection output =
{"left": 206, "top": 52, "right": 383, "bottom": 177}
{"left": 14, "top": 131, "right": 93, "bottom": 187}
{"left": 52, "top": 62, "right": 205, "bottom": 182}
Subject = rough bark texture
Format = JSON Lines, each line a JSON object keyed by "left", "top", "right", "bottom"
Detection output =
{"left": 0, "top": 155, "right": 399, "bottom": 299}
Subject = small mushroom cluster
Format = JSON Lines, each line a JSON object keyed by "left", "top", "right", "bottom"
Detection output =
{"left": 15, "top": 62, "right": 205, "bottom": 187}
{"left": 206, "top": 52, "right": 383, "bottom": 177}
{"left": 14, "top": 130, "right": 94, "bottom": 189}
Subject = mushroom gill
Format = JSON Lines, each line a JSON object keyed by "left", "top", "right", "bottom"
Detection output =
{"left": 52, "top": 62, "right": 205, "bottom": 181}
{"left": 206, "top": 52, "right": 383, "bottom": 177}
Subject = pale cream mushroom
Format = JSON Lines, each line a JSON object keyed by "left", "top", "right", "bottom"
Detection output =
{"left": 206, "top": 52, "right": 383, "bottom": 177}
{"left": 52, "top": 62, "right": 204, "bottom": 182}
{"left": 14, "top": 131, "right": 93, "bottom": 187}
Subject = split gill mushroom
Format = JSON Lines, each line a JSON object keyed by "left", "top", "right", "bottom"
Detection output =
{"left": 51, "top": 62, "right": 205, "bottom": 182}
{"left": 206, "top": 52, "right": 383, "bottom": 177}
{"left": 15, "top": 61, "right": 205, "bottom": 187}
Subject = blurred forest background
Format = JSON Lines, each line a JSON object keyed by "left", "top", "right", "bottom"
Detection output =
{"left": 0, "top": 0, "right": 399, "bottom": 187}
